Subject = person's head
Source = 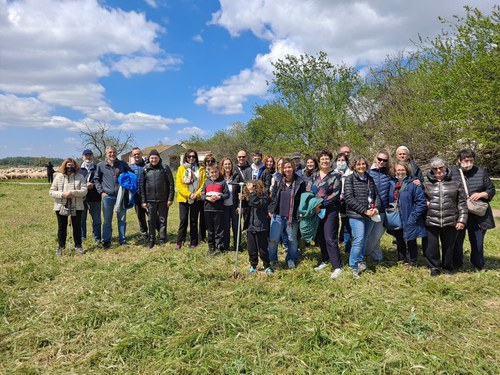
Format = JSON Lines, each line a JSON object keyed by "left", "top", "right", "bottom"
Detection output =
{"left": 244, "top": 179, "right": 265, "bottom": 198}
{"left": 105, "top": 145, "right": 117, "bottom": 162}
{"left": 203, "top": 153, "right": 216, "bottom": 168}
{"left": 336, "top": 152, "right": 349, "bottom": 168}
{"left": 291, "top": 152, "right": 302, "bottom": 168}
{"left": 396, "top": 146, "right": 410, "bottom": 162}
{"left": 281, "top": 158, "right": 296, "bottom": 180}
{"left": 429, "top": 157, "right": 447, "bottom": 181}
{"left": 183, "top": 149, "right": 199, "bottom": 165}
{"left": 264, "top": 155, "right": 275, "bottom": 170}
{"left": 237, "top": 150, "right": 248, "bottom": 166}
{"left": 149, "top": 149, "right": 160, "bottom": 166}
{"left": 350, "top": 155, "right": 369, "bottom": 175}
{"left": 317, "top": 149, "right": 333, "bottom": 171}
{"left": 374, "top": 149, "right": 393, "bottom": 174}
{"left": 305, "top": 157, "right": 318, "bottom": 171}
{"left": 339, "top": 145, "right": 351, "bottom": 157}
{"left": 82, "top": 149, "right": 94, "bottom": 162}
{"left": 220, "top": 157, "right": 233, "bottom": 177}
{"left": 457, "top": 149, "right": 476, "bottom": 171}
{"left": 252, "top": 151, "right": 263, "bottom": 165}
{"left": 208, "top": 164, "right": 220, "bottom": 179}
{"left": 60, "top": 158, "right": 79, "bottom": 175}
{"left": 131, "top": 147, "right": 143, "bottom": 164}
{"left": 393, "top": 161, "right": 411, "bottom": 180}
{"left": 276, "top": 158, "right": 284, "bottom": 174}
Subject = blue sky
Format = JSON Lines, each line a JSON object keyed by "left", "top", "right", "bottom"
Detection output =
{"left": 0, "top": 0, "right": 494, "bottom": 159}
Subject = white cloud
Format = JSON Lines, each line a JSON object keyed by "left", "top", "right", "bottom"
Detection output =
{"left": 192, "top": 34, "right": 204, "bottom": 43}
{"left": 177, "top": 126, "right": 208, "bottom": 136}
{"left": 198, "top": 0, "right": 490, "bottom": 114}
{"left": 64, "top": 137, "right": 80, "bottom": 146}
{"left": 145, "top": 0, "right": 159, "bottom": 8}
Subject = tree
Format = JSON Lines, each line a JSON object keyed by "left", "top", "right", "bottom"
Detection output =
{"left": 79, "top": 121, "right": 135, "bottom": 160}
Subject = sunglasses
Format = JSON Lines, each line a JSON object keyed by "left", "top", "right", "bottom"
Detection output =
{"left": 132, "top": 154, "right": 141, "bottom": 157}
{"left": 205, "top": 159, "right": 215, "bottom": 163}
{"left": 377, "top": 157, "right": 388, "bottom": 162}
{"left": 187, "top": 155, "right": 196, "bottom": 159}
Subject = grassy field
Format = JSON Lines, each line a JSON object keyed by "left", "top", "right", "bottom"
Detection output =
{"left": 1, "top": 182, "right": 499, "bottom": 374}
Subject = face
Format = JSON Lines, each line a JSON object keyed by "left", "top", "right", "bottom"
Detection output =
{"left": 293, "top": 157, "right": 301, "bottom": 167}
{"left": 337, "top": 156, "right": 346, "bottom": 163}
{"left": 306, "top": 159, "right": 316, "bottom": 170}
{"left": 209, "top": 168, "right": 219, "bottom": 179}
{"left": 395, "top": 165, "right": 407, "bottom": 179}
{"left": 132, "top": 150, "right": 143, "bottom": 163}
{"left": 277, "top": 159, "right": 283, "bottom": 173}
{"left": 354, "top": 160, "right": 367, "bottom": 174}
{"left": 266, "top": 158, "right": 274, "bottom": 169}
{"left": 397, "top": 150, "right": 408, "bottom": 161}
{"left": 283, "top": 162, "right": 294, "bottom": 178}
{"left": 340, "top": 147, "right": 350, "bottom": 156}
{"left": 83, "top": 153, "right": 93, "bottom": 162}
{"left": 237, "top": 152, "right": 247, "bottom": 165}
{"left": 253, "top": 155, "right": 262, "bottom": 164}
{"left": 65, "top": 162, "right": 76, "bottom": 174}
{"left": 318, "top": 155, "right": 331, "bottom": 170}
{"left": 204, "top": 157, "right": 215, "bottom": 167}
{"left": 222, "top": 159, "right": 232, "bottom": 171}
{"left": 149, "top": 155, "right": 160, "bottom": 166}
{"left": 106, "top": 148, "right": 117, "bottom": 161}
{"left": 376, "top": 153, "right": 389, "bottom": 168}
{"left": 433, "top": 166, "right": 446, "bottom": 180}
{"left": 186, "top": 153, "right": 197, "bottom": 163}
{"left": 460, "top": 157, "right": 474, "bottom": 170}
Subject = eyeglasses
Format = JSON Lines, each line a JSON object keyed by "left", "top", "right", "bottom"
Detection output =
{"left": 377, "top": 157, "right": 388, "bottom": 162}
{"left": 187, "top": 155, "right": 196, "bottom": 159}
{"left": 132, "top": 154, "right": 141, "bottom": 157}
{"left": 237, "top": 156, "right": 246, "bottom": 159}
{"left": 205, "top": 159, "right": 215, "bottom": 164}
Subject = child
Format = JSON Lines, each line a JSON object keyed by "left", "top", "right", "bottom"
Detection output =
{"left": 241, "top": 179, "right": 273, "bottom": 273}
{"left": 201, "top": 165, "right": 229, "bottom": 255}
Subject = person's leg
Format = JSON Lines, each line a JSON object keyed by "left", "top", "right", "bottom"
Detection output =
{"left": 213, "top": 211, "right": 224, "bottom": 251}
{"left": 147, "top": 202, "right": 158, "bottom": 244}
{"left": 56, "top": 212, "right": 68, "bottom": 248}
{"left": 467, "top": 218, "right": 486, "bottom": 270}
{"left": 453, "top": 226, "right": 466, "bottom": 269}
{"left": 157, "top": 202, "right": 168, "bottom": 243}
{"left": 230, "top": 206, "right": 239, "bottom": 250}
{"left": 324, "top": 209, "right": 341, "bottom": 269}
{"left": 407, "top": 239, "right": 419, "bottom": 265}
{"left": 222, "top": 206, "right": 231, "bottom": 250}
{"left": 189, "top": 202, "right": 200, "bottom": 246}
{"left": 257, "top": 230, "right": 270, "bottom": 268}
{"left": 394, "top": 229, "right": 407, "bottom": 262}
{"left": 116, "top": 207, "right": 127, "bottom": 244}
{"left": 134, "top": 202, "right": 148, "bottom": 238}
{"left": 268, "top": 215, "right": 284, "bottom": 263}
{"left": 364, "top": 215, "right": 385, "bottom": 261}
{"left": 342, "top": 216, "right": 352, "bottom": 253}
{"left": 88, "top": 201, "right": 102, "bottom": 242}
{"left": 101, "top": 195, "right": 115, "bottom": 245}
{"left": 285, "top": 220, "right": 299, "bottom": 263}
{"left": 441, "top": 226, "right": 458, "bottom": 272}
{"left": 177, "top": 202, "right": 189, "bottom": 245}
{"left": 81, "top": 202, "right": 88, "bottom": 240}
{"left": 246, "top": 231, "right": 259, "bottom": 268}
{"left": 71, "top": 210, "right": 83, "bottom": 247}
{"left": 424, "top": 226, "right": 441, "bottom": 270}
{"left": 315, "top": 216, "right": 330, "bottom": 263}
{"left": 348, "top": 217, "right": 366, "bottom": 269}
{"left": 198, "top": 201, "right": 206, "bottom": 242}
{"left": 205, "top": 210, "right": 216, "bottom": 251}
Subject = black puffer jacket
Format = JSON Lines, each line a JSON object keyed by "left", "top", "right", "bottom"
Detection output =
{"left": 450, "top": 165, "right": 496, "bottom": 230}
{"left": 344, "top": 172, "right": 381, "bottom": 219}
{"left": 424, "top": 168, "right": 467, "bottom": 227}
{"left": 140, "top": 162, "right": 175, "bottom": 203}
{"left": 246, "top": 193, "right": 271, "bottom": 232}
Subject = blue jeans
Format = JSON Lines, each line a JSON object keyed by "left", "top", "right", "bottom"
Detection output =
{"left": 102, "top": 195, "right": 127, "bottom": 244}
{"left": 81, "top": 201, "right": 101, "bottom": 241}
{"left": 364, "top": 213, "right": 386, "bottom": 261}
{"left": 341, "top": 216, "right": 352, "bottom": 253}
{"left": 268, "top": 215, "right": 299, "bottom": 263}
{"left": 349, "top": 217, "right": 375, "bottom": 269}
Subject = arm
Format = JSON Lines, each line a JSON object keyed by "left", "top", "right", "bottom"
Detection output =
{"left": 175, "top": 167, "right": 192, "bottom": 200}
{"left": 344, "top": 174, "right": 369, "bottom": 215}
{"left": 247, "top": 192, "right": 270, "bottom": 209}
{"left": 94, "top": 164, "right": 104, "bottom": 194}
{"left": 195, "top": 166, "right": 207, "bottom": 198}
{"left": 456, "top": 182, "right": 468, "bottom": 228}
{"left": 165, "top": 165, "right": 175, "bottom": 203}
{"left": 71, "top": 175, "right": 88, "bottom": 197}
{"left": 49, "top": 174, "right": 64, "bottom": 199}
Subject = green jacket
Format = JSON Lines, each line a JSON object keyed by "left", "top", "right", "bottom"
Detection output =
{"left": 298, "top": 192, "right": 323, "bottom": 243}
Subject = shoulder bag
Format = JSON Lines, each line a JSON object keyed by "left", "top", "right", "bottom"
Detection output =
{"left": 459, "top": 169, "right": 488, "bottom": 216}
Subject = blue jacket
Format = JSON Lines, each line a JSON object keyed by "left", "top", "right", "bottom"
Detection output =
{"left": 389, "top": 177, "right": 427, "bottom": 241}
{"left": 368, "top": 167, "right": 393, "bottom": 211}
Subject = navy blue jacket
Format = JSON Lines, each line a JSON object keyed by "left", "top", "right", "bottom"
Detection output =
{"left": 368, "top": 167, "right": 392, "bottom": 212}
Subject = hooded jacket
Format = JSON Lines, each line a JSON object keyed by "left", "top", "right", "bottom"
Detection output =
{"left": 140, "top": 161, "right": 175, "bottom": 203}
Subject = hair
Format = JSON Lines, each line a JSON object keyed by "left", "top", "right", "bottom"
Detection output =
{"left": 220, "top": 157, "right": 234, "bottom": 178}
{"left": 106, "top": 145, "right": 117, "bottom": 152}
{"left": 253, "top": 150, "right": 263, "bottom": 158}
{"left": 59, "top": 158, "right": 80, "bottom": 175}
{"left": 304, "top": 156, "right": 318, "bottom": 177}
{"left": 183, "top": 149, "right": 199, "bottom": 164}
{"left": 244, "top": 179, "right": 265, "bottom": 198}
{"left": 393, "top": 160, "right": 412, "bottom": 177}
{"left": 264, "top": 155, "right": 275, "bottom": 170}
{"left": 276, "top": 157, "right": 284, "bottom": 174}
{"left": 281, "top": 158, "right": 296, "bottom": 181}
{"left": 203, "top": 153, "right": 216, "bottom": 166}
{"left": 349, "top": 155, "right": 369, "bottom": 171}
{"left": 335, "top": 152, "right": 350, "bottom": 165}
{"left": 374, "top": 149, "right": 394, "bottom": 176}
{"left": 396, "top": 146, "right": 410, "bottom": 154}
{"left": 207, "top": 164, "right": 219, "bottom": 173}
{"left": 316, "top": 149, "right": 333, "bottom": 161}
{"left": 457, "top": 149, "right": 476, "bottom": 161}
{"left": 429, "top": 156, "right": 446, "bottom": 169}
{"left": 131, "top": 147, "right": 141, "bottom": 153}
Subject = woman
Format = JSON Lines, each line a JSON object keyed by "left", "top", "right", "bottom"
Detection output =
{"left": 344, "top": 155, "right": 381, "bottom": 278}
{"left": 268, "top": 158, "right": 305, "bottom": 269}
{"left": 49, "top": 158, "right": 88, "bottom": 255}
{"left": 199, "top": 154, "right": 216, "bottom": 242}
{"left": 333, "top": 152, "right": 353, "bottom": 253}
{"left": 391, "top": 161, "right": 427, "bottom": 266}
{"left": 424, "top": 157, "right": 467, "bottom": 276}
{"left": 365, "top": 149, "right": 393, "bottom": 262}
{"left": 260, "top": 155, "right": 276, "bottom": 192}
{"left": 301, "top": 156, "right": 318, "bottom": 184}
{"left": 175, "top": 149, "right": 206, "bottom": 249}
{"left": 309, "top": 150, "right": 343, "bottom": 279}
{"left": 269, "top": 157, "right": 284, "bottom": 194}
{"left": 451, "top": 149, "right": 496, "bottom": 270}
{"left": 221, "top": 157, "right": 239, "bottom": 251}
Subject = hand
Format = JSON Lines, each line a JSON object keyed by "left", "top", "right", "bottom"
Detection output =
{"left": 190, "top": 193, "right": 197, "bottom": 200}
{"left": 141, "top": 203, "right": 147, "bottom": 209}
{"left": 413, "top": 180, "right": 421, "bottom": 186}
{"left": 87, "top": 182, "right": 94, "bottom": 189}
{"left": 314, "top": 204, "right": 322, "bottom": 213}
{"left": 62, "top": 191, "right": 71, "bottom": 198}
{"left": 101, "top": 192, "right": 108, "bottom": 197}
{"left": 469, "top": 192, "right": 487, "bottom": 201}
{"left": 167, "top": 201, "right": 173, "bottom": 207}
{"left": 238, "top": 193, "right": 245, "bottom": 201}
{"left": 456, "top": 222, "right": 465, "bottom": 230}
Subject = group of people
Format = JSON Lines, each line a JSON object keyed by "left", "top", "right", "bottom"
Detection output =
{"left": 49, "top": 145, "right": 496, "bottom": 279}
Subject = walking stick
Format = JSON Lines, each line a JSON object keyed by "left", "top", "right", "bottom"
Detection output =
{"left": 67, "top": 198, "right": 73, "bottom": 255}
{"left": 234, "top": 182, "right": 245, "bottom": 278}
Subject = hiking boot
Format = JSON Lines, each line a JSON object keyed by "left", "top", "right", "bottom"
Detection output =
{"left": 158, "top": 241, "right": 166, "bottom": 247}
{"left": 75, "top": 247, "right": 86, "bottom": 255}
{"left": 287, "top": 260, "right": 296, "bottom": 269}
{"left": 430, "top": 268, "right": 440, "bottom": 277}
{"left": 358, "top": 262, "right": 367, "bottom": 273}
{"left": 145, "top": 242, "right": 154, "bottom": 249}
{"left": 102, "top": 242, "right": 111, "bottom": 249}
{"left": 189, "top": 244, "right": 197, "bottom": 249}
{"left": 351, "top": 269, "right": 360, "bottom": 279}
{"left": 331, "top": 268, "right": 343, "bottom": 279}
{"left": 56, "top": 247, "right": 64, "bottom": 256}
{"left": 119, "top": 241, "right": 129, "bottom": 246}
{"left": 140, "top": 232, "right": 148, "bottom": 241}
{"left": 264, "top": 267, "right": 274, "bottom": 274}
{"left": 314, "top": 262, "right": 328, "bottom": 271}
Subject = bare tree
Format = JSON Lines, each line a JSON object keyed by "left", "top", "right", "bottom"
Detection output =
{"left": 79, "top": 121, "right": 135, "bottom": 160}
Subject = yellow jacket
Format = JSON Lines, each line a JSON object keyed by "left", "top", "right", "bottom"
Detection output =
{"left": 176, "top": 165, "right": 206, "bottom": 203}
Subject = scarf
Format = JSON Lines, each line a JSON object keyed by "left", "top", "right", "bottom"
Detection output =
{"left": 281, "top": 176, "right": 296, "bottom": 227}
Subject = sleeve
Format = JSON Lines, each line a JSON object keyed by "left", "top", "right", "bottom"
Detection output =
{"left": 71, "top": 175, "right": 88, "bottom": 197}
{"left": 268, "top": 179, "right": 280, "bottom": 214}
{"left": 49, "top": 174, "right": 64, "bottom": 199}
{"left": 195, "top": 166, "right": 207, "bottom": 198}
{"left": 94, "top": 164, "right": 104, "bottom": 194}
{"left": 321, "top": 174, "right": 341, "bottom": 207}
{"left": 482, "top": 170, "right": 496, "bottom": 201}
{"left": 457, "top": 182, "right": 468, "bottom": 224}
{"left": 140, "top": 169, "right": 147, "bottom": 204}
{"left": 408, "top": 185, "right": 427, "bottom": 224}
{"left": 247, "top": 192, "right": 270, "bottom": 209}
{"left": 200, "top": 181, "right": 207, "bottom": 201}
{"left": 221, "top": 180, "right": 229, "bottom": 201}
{"left": 344, "top": 174, "right": 367, "bottom": 215}
{"left": 175, "top": 166, "right": 192, "bottom": 200}
{"left": 165, "top": 165, "right": 175, "bottom": 202}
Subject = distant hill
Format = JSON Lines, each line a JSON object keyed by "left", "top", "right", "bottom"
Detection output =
{"left": 0, "top": 156, "right": 65, "bottom": 168}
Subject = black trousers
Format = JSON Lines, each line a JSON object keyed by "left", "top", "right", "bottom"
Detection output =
{"left": 205, "top": 210, "right": 223, "bottom": 250}
{"left": 394, "top": 229, "right": 419, "bottom": 264}
{"left": 247, "top": 230, "right": 270, "bottom": 268}
{"left": 223, "top": 205, "right": 239, "bottom": 250}
{"left": 134, "top": 199, "right": 148, "bottom": 234}
{"left": 177, "top": 202, "right": 199, "bottom": 246}
{"left": 315, "top": 207, "right": 342, "bottom": 269}
{"left": 425, "top": 226, "right": 457, "bottom": 271}
{"left": 198, "top": 200, "right": 206, "bottom": 241}
{"left": 453, "top": 216, "right": 487, "bottom": 270}
{"left": 147, "top": 202, "right": 169, "bottom": 243}
{"left": 56, "top": 210, "right": 83, "bottom": 248}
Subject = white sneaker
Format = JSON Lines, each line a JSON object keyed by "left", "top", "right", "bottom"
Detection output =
{"left": 287, "top": 260, "right": 296, "bottom": 269}
{"left": 331, "top": 268, "right": 343, "bottom": 279}
{"left": 358, "top": 262, "right": 367, "bottom": 272}
{"left": 314, "top": 262, "right": 328, "bottom": 271}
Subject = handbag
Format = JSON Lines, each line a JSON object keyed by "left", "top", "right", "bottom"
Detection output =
{"left": 59, "top": 199, "right": 73, "bottom": 216}
{"left": 384, "top": 202, "right": 402, "bottom": 230}
{"left": 458, "top": 169, "right": 488, "bottom": 216}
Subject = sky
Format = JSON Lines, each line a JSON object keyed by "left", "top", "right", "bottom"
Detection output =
{"left": 0, "top": 0, "right": 495, "bottom": 159}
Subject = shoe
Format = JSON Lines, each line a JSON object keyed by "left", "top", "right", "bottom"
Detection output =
{"left": 314, "top": 262, "right": 328, "bottom": 271}
{"left": 358, "top": 262, "right": 367, "bottom": 272}
{"left": 189, "top": 244, "right": 197, "bottom": 249}
{"left": 75, "top": 247, "right": 86, "bottom": 255}
{"left": 351, "top": 269, "right": 360, "bottom": 279}
{"left": 145, "top": 242, "right": 154, "bottom": 249}
{"left": 430, "top": 268, "right": 440, "bottom": 277}
{"left": 249, "top": 266, "right": 256, "bottom": 274}
{"left": 102, "top": 242, "right": 111, "bottom": 249}
{"left": 140, "top": 232, "right": 148, "bottom": 241}
{"left": 331, "top": 268, "right": 343, "bottom": 279}
{"left": 158, "top": 241, "right": 165, "bottom": 247}
{"left": 287, "top": 260, "right": 296, "bottom": 269}
{"left": 264, "top": 267, "right": 274, "bottom": 274}
{"left": 56, "top": 247, "right": 64, "bottom": 256}
{"left": 444, "top": 270, "right": 453, "bottom": 276}
{"left": 175, "top": 243, "right": 182, "bottom": 250}
{"left": 119, "top": 241, "right": 129, "bottom": 246}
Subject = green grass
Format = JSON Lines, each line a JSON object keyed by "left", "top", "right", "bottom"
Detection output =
{"left": 1, "top": 183, "right": 499, "bottom": 374}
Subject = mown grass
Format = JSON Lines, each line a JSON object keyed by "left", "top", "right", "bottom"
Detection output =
{"left": 0, "top": 182, "right": 499, "bottom": 374}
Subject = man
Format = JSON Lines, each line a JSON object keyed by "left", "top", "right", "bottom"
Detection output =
{"left": 129, "top": 147, "right": 148, "bottom": 241}
{"left": 140, "top": 149, "right": 174, "bottom": 248}
{"left": 233, "top": 150, "right": 252, "bottom": 232}
{"left": 250, "top": 150, "right": 272, "bottom": 191}
{"left": 94, "top": 145, "right": 131, "bottom": 248}
{"left": 45, "top": 161, "right": 54, "bottom": 183}
{"left": 340, "top": 145, "right": 351, "bottom": 158}
{"left": 451, "top": 149, "right": 496, "bottom": 270}
{"left": 291, "top": 152, "right": 303, "bottom": 176}
{"left": 395, "top": 146, "right": 423, "bottom": 184}
{"left": 79, "top": 149, "right": 101, "bottom": 243}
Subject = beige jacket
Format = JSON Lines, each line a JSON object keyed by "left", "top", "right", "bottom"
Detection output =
{"left": 49, "top": 172, "right": 88, "bottom": 211}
